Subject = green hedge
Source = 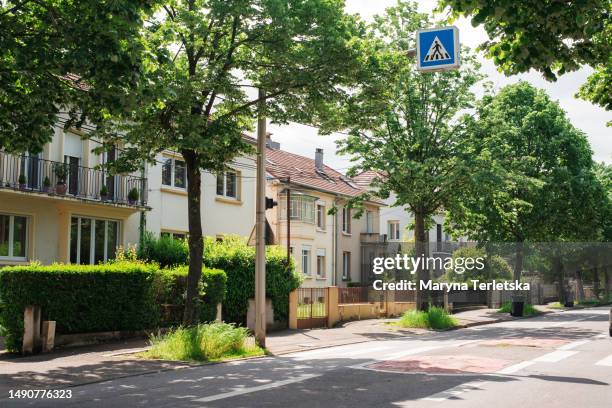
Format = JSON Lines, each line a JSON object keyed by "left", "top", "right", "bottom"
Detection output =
{"left": 137, "top": 232, "right": 189, "bottom": 268}
{"left": 203, "top": 236, "right": 302, "bottom": 324}
{"left": 0, "top": 262, "right": 227, "bottom": 352}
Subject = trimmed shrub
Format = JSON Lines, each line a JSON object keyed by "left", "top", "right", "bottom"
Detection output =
{"left": 0, "top": 262, "right": 227, "bottom": 352}
{"left": 0, "top": 262, "right": 161, "bottom": 352}
{"left": 203, "top": 236, "right": 302, "bottom": 324}
{"left": 137, "top": 232, "right": 188, "bottom": 268}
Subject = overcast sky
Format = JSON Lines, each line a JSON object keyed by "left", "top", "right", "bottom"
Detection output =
{"left": 267, "top": 0, "right": 611, "bottom": 171}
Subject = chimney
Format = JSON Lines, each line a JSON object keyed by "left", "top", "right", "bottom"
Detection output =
{"left": 315, "top": 148, "right": 324, "bottom": 170}
{"left": 265, "top": 132, "right": 280, "bottom": 150}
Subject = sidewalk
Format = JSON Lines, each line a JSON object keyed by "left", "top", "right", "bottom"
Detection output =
{"left": 0, "top": 306, "right": 554, "bottom": 394}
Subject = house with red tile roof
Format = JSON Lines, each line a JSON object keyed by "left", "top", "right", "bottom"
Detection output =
{"left": 265, "top": 138, "right": 385, "bottom": 288}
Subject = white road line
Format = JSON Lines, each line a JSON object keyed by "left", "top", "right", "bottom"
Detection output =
{"left": 341, "top": 345, "right": 395, "bottom": 357}
{"left": 595, "top": 354, "right": 612, "bottom": 366}
{"left": 381, "top": 346, "right": 441, "bottom": 361}
{"left": 558, "top": 339, "right": 590, "bottom": 350}
{"left": 421, "top": 381, "right": 488, "bottom": 402}
{"left": 496, "top": 361, "right": 534, "bottom": 375}
{"left": 533, "top": 350, "right": 579, "bottom": 363}
{"left": 193, "top": 374, "right": 321, "bottom": 402}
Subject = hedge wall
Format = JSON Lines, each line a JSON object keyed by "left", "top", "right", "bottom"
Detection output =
{"left": 0, "top": 262, "right": 226, "bottom": 352}
{"left": 203, "top": 236, "right": 302, "bottom": 324}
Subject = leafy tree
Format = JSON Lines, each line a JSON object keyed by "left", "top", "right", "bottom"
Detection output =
{"left": 0, "top": 1, "right": 156, "bottom": 153}
{"left": 329, "top": 1, "right": 483, "bottom": 310}
{"left": 441, "top": 246, "right": 512, "bottom": 283}
{"left": 95, "top": 0, "right": 363, "bottom": 324}
{"left": 438, "top": 0, "right": 611, "bottom": 111}
{"left": 447, "top": 82, "right": 600, "bottom": 310}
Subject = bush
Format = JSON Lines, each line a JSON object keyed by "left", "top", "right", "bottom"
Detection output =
{"left": 497, "top": 302, "right": 539, "bottom": 316}
{"left": 138, "top": 232, "right": 188, "bottom": 268}
{"left": 398, "top": 306, "right": 458, "bottom": 329}
{"left": 144, "top": 322, "right": 263, "bottom": 362}
{"left": 0, "top": 262, "right": 227, "bottom": 352}
{"left": 203, "top": 236, "right": 302, "bottom": 324}
{"left": 0, "top": 262, "right": 161, "bottom": 352}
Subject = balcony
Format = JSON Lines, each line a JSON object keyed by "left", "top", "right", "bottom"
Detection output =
{"left": 0, "top": 151, "right": 147, "bottom": 207}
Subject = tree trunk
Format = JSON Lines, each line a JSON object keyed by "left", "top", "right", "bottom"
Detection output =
{"left": 182, "top": 149, "right": 204, "bottom": 325}
{"left": 414, "top": 210, "right": 429, "bottom": 311}
{"left": 574, "top": 269, "right": 585, "bottom": 302}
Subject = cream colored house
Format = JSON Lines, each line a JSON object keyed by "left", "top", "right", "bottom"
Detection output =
{"left": 0, "top": 116, "right": 145, "bottom": 266}
{"left": 265, "top": 142, "right": 384, "bottom": 288}
{"left": 145, "top": 139, "right": 256, "bottom": 240}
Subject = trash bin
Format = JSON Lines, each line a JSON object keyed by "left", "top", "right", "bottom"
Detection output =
{"left": 511, "top": 301, "right": 524, "bottom": 317}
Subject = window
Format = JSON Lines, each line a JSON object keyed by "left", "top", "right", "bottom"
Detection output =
{"left": 301, "top": 246, "right": 311, "bottom": 275}
{"left": 342, "top": 207, "right": 351, "bottom": 234}
{"left": 388, "top": 221, "right": 400, "bottom": 241}
{"left": 0, "top": 214, "right": 28, "bottom": 260}
{"left": 342, "top": 251, "right": 351, "bottom": 280}
{"left": 316, "top": 204, "right": 326, "bottom": 230}
{"left": 280, "top": 194, "right": 316, "bottom": 223}
{"left": 161, "top": 157, "right": 186, "bottom": 189}
{"left": 316, "top": 249, "right": 326, "bottom": 277}
{"left": 161, "top": 231, "right": 187, "bottom": 241}
{"left": 366, "top": 211, "right": 374, "bottom": 233}
{"left": 216, "top": 171, "right": 238, "bottom": 199}
{"left": 70, "top": 216, "right": 119, "bottom": 264}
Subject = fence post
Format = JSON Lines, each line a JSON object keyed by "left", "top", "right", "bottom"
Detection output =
{"left": 327, "top": 287, "right": 339, "bottom": 328}
{"left": 22, "top": 305, "right": 41, "bottom": 355}
{"left": 288, "top": 290, "right": 298, "bottom": 329}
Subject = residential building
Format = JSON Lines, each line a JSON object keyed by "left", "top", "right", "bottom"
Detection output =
{"left": 0, "top": 118, "right": 146, "bottom": 266}
{"left": 265, "top": 142, "right": 384, "bottom": 288}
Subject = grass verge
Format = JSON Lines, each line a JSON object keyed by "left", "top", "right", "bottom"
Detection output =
{"left": 397, "top": 306, "right": 458, "bottom": 330}
{"left": 497, "top": 302, "right": 540, "bottom": 316}
{"left": 141, "top": 322, "right": 264, "bottom": 362}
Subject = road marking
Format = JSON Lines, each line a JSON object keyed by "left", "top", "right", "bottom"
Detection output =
{"left": 381, "top": 346, "right": 441, "bottom": 361}
{"left": 341, "top": 345, "right": 395, "bottom": 357}
{"left": 558, "top": 340, "right": 590, "bottom": 350}
{"left": 533, "top": 350, "right": 578, "bottom": 363}
{"left": 595, "top": 354, "right": 612, "bottom": 366}
{"left": 421, "top": 381, "right": 488, "bottom": 402}
{"left": 496, "top": 361, "right": 534, "bottom": 375}
{"left": 193, "top": 374, "right": 321, "bottom": 402}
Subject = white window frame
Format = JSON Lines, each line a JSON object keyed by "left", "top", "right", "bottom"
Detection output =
{"left": 301, "top": 246, "right": 311, "bottom": 275}
{"left": 70, "top": 216, "right": 120, "bottom": 264}
{"left": 388, "top": 221, "right": 400, "bottom": 241}
{"left": 161, "top": 156, "right": 186, "bottom": 189}
{"left": 316, "top": 204, "right": 326, "bottom": 230}
{"left": 342, "top": 251, "right": 351, "bottom": 280}
{"left": 216, "top": 170, "right": 239, "bottom": 199}
{"left": 0, "top": 214, "right": 28, "bottom": 261}
{"left": 366, "top": 211, "right": 374, "bottom": 233}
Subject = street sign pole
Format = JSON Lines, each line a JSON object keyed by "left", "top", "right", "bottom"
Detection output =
{"left": 255, "top": 88, "right": 267, "bottom": 347}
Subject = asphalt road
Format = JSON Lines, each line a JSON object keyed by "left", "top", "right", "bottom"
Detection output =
{"left": 4, "top": 307, "right": 611, "bottom": 408}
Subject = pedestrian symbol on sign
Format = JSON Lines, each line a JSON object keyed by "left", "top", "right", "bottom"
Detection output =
{"left": 423, "top": 37, "right": 450, "bottom": 61}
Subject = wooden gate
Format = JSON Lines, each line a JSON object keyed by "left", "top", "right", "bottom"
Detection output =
{"left": 296, "top": 287, "right": 328, "bottom": 329}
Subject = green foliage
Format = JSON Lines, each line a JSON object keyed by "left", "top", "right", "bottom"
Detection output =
{"left": 398, "top": 307, "right": 458, "bottom": 329}
{"left": 0, "top": 262, "right": 161, "bottom": 352}
{"left": 18, "top": 174, "right": 26, "bottom": 184}
{"left": 128, "top": 187, "right": 139, "bottom": 201}
{"left": 442, "top": 246, "right": 512, "bottom": 282}
{"left": 203, "top": 236, "right": 301, "bottom": 324}
{"left": 137, "top": 232, "right": 189, "bottom": 268}
{"left": 43, "top": 176, "right": 51, "bottom": 187}
{"left": 144, "top": 323, "right": 263, "bottom": 362}
{"left": 0, "top": 261, "right": 227, "bottom": 352}
{"left": 100, "top": 185, "right": 109, "bottom": 196}
{"left": 52, "top": 162, "right": 68, "bottom": 183}
{"left": 438, "top": 0, "right": 611, "bottom": 110}
{"left": 497, "top": 302, "right": 539, "bottom": 316}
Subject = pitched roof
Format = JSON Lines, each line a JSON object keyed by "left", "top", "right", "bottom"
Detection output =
{"left": 266, "top": 147, "right": 371, "bottom": 200}
{"left": 353, "top": 170, "right": 385, "bottom": 188}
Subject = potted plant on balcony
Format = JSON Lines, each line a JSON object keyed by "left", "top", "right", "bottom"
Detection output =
{"left": 53, "top": 163, "right": 68, "bottom": 195}
{"left": 100, "top": 185, "right": 109, "bottom": 201}
{"left": 128, "top": 187, "right": 139, "bottom": 205}
{"left": 18, "top": 174, "right": 27, "bottom": 190}
{"left": 42, "top": 176, "right": 51, "bottom": 193}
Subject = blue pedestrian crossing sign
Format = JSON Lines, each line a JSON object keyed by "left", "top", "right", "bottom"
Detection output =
{"left": 416, "top": 26, "right": 460, "bottom": 72}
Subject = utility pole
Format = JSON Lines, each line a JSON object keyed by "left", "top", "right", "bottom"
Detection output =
{"left": 286, "top": 177, "right": 291, "bottom": 264}
{"left": 255, "top": 88, "right": 267, "bottom": 347}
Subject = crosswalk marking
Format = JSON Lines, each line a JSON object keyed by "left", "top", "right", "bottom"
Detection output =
{"left": 595, "top": 354, "right": 612, "bottom": 366}
{"left": 558, "top": 340, "right": 590, "bottom": 350}
{"left": 496, "top": 361, "right": 534, "bottom": 375}
{"left": 533, "top": 350, "right": 578, "bottom": 363}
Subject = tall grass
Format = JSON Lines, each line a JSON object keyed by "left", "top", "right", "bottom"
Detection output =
{"left": 143, "top": 322, "right": 264, "bottom": 362}
{"left": 398, "top": 306, "right": 458, "bottom": 329}
{"left": 497, "top": 302, "right": 540, "bottom": 316}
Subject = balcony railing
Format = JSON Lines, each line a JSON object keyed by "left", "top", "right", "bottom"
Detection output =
{"left": 0, "top": 151, "right": 147, "bottom": 206}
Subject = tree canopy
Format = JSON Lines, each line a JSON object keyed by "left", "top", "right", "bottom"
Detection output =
{"left": 438, "top": 0, "right": 611, "bottom": 111}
